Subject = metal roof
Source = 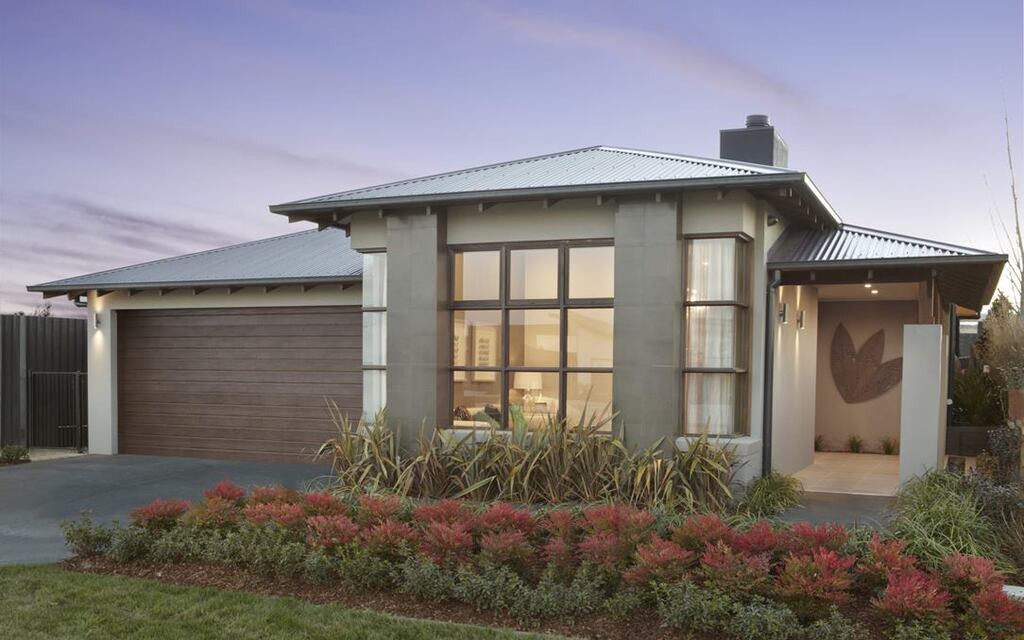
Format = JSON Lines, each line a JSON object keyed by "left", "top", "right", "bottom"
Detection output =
{"left": 28, "top": 228, "right": 362, "bottom": 294}
{"left": 768, "top": 224, "right": 1002, "bottom": 267}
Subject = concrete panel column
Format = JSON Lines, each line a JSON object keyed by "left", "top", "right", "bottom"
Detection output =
{"left": 385, "top": 210, "right": 448, "bottom": 451}
{"left": 899, "top": 324, "right": 945, "bottom": 483}
{"left": 87, "top": 296, "right": 117, "bottom": 454}
{"left": 613, "top": 198, "right": 682, "bottom": 449}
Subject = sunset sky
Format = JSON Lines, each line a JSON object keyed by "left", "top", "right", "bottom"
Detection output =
{"left": 1, "top": 0, "right": 1021, "bottom": 315}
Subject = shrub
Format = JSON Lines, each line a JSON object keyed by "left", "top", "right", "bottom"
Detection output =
{"left": 788, "top": 521, "right": 848, "bottom": 554}
{"left": 540, "top": 508, "right": 577, "bottom": 539}
{"left": 336, "top": 546, "right": 396, "bottom": 591}
{"left": 779, "top": 548, "right": 856, "bottom": 615}
{"left": 356, "top": 494, "right": 403, "bottom": 525}
{"left": 580, "top": 504, "right": 655, "bottom": 544}
{"left": 0, "top": 445, "right": 29, "bottom": 464}
{"left": 420, "top": 521, "right": 474, "bottom": 566}
{"left": 411, "top": 499, "right": 472, "bottom": 526}
{"left": 654, "top": 580, "right": 735, "bottom": 633}
{"left": 453, "top": 564, "right": 525, "bottom": 613}
{"left": 603, "top": 587, "right": 647, "bottom": 622}
{"left": 305, "top": 515, "right": 359, "bottom": 549}
{"left": 577, "top": 531, "right": 627, "bottom": 569}
{"left": 969, "top": 584, "right": 1024, "bottom": 634}
{"left": 399, "top": 556, "right": 457, "bottom": 601}
{"left": 129, "top": 498, "right": 190, "bottom": 531}
{"left": 302, "top": 491, "right": 347, "bottom": 517}
{"left": 738, "top": 471, "right": 803, "bottom": 517}
{"left": 106, "top": 525, "right": 154, "bottom": 563}
{"left": 622, "top": 536, "right": 694, "bottom": 585}
{"left": 510, "top": 565, "right": 604, "bottom": 623}
{"left": 670, "top": 513, "right": 734, "bottom": 551}
{"left": 886, "top": 619, "right": 951, "bottom": 640}
{"left": 478, "top": 502, "right": 537, "bottom": 536}
{"left": 846, "top": 435, "right": 863, "bottom": 453}
{"left": 61, "top": 513, "right": 112, "bottom": 557}
{"left": 872, "top": 569, "right": 951, "bottom": 623}
{"left": 479, "top": 529, "right": 534, "bottom": 574}
{"left": 881, "top": 437, "right": 900, "bottom": 456}
{"left": 941, "top": 553, "right": 1003, "bottom": 610}
{"left": 301, "top": 549, "right": 336, "bottom": 585}
{"left": 361, "top": 519, "right": 417, "bottom": 560}
{"left": 249, "top": 485, "right": 299, "bottom": 505}
{"left": 540, "top": 537, "right": 577, "bottom": 574}
{"left": 729, "top": 597, "right": 800, "bottom": 640}
{"left": 185, "top": 496, "right": 242, "bottom": 529}
{"left": 699, "top": 541, "right": 770, "bottom": 596}
{"left": 796, "top": 607, "right": 870, "bottom": 640}
{"left": 734, "top": 520, "right": 787, "bottom": 556}
{"left": 243, "top": 502, "right": 305, "bottom": 528}
{"left": 203, "top": 480, "right": 245, "bottom": 503}
{"left": 857, "top": 534, "right": 917, "bottom": 591}
{"left": 150, "top": 525, "right": 205, "bottom": 563}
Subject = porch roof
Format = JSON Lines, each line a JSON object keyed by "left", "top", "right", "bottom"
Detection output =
{"left": 767, "top": 225, "right": 1006, "bottom": 312}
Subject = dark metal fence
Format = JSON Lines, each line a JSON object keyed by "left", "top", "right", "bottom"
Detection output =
{"left": 29, "top": 371, "right": 87, "bottom": 451}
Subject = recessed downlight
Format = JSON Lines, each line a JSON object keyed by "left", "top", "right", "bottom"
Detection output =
{"left": 871, "top": 289, "right": 879, "bottom": 295}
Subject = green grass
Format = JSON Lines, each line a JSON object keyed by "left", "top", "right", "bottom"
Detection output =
{"left": 0, "top": 565, "right": 564, "bottom": 640}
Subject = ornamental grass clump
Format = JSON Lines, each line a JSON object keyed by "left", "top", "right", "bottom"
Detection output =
{"left": 737, "top": 470, "right": 803, "bottom": 517}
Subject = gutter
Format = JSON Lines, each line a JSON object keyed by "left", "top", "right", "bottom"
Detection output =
{"left": 26, "top": 275, "right": 362, "bottom": 296}
{"left": 761, "top": 269, "right": 783, "bottom": 477}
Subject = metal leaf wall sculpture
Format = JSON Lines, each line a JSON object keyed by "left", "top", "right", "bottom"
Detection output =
{"left": 830, "top": 323, "right": 903, "bottom": 403}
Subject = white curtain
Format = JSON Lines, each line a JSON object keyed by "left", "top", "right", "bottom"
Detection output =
{"left": 685, "top": 306, "right": 737, "bottom": 368}
{"left": 685, "top": 373, "right": 736, "bottom": 435}
{"left": 687, "top": 238, "right": 736, "bottom": 301}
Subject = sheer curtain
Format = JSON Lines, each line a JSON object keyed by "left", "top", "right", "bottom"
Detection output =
{"left": 686, "top": 239, "right": 736, "bottom": 301}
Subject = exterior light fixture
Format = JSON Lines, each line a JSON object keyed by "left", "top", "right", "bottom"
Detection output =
{"left": 871, "top": 289, "right": 879, "bottom": 295}
{"left": 863, "top": 283, "right": 872, "bottom": 288}
{"left": 797, "top": 310, "right": 806, "bottom": 330}
{"left": 93, "top": 313, "right": 101, "bottom": 329}
{"left": 778, "top": 303, "right": 789, "bottom": 324}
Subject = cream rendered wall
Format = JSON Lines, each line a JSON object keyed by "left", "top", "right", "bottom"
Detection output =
{"left": 349, "top": 211, "right": 388, "bottom": 251}
{"left": 86, "top": 285, "right": 362, "bottom": 455}
{"left": 899, "top": 324, "right": 946, "bottom": 482}
{"left": 770, "top": 285, "right": 819, "bottom": 474}
{"left": 447, "top": 199, "right": 615, "bottom": 244}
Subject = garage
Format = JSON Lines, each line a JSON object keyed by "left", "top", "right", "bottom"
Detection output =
{"left": 117, "top": 306, "right": 361, "bottom": 463}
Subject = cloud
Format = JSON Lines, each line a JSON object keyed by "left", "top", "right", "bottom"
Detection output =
{"left": 473, "top": 5, "right": 804, "bottom": 105}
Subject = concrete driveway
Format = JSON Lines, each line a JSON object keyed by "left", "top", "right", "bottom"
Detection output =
{"left": 0, "top": 454, "right": 331, "bottom": 566}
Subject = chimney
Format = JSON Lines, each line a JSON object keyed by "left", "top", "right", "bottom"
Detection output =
{"left": 719, "top": 114, "right": 788, "bottom": 167}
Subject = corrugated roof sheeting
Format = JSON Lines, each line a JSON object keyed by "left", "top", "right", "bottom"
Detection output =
{"left": 288, "top": 146, "right": 794, "bottom": 205}
{"left": 768, "top": 224, "right": 994, "bottom": 265}
{"left": 29, "top": 228, "right": 361, "bottom": 291}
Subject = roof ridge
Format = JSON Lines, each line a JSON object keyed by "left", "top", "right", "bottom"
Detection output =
{"left": 596, "top": 145, "right": 792, "bottom": 174}
{"left": 281, "top": 146, "right": 606, "bottom": 205}
{"left": 840, "top": 224, "right": 997, "bottom": 256}
{"left": 37, "top": 228, "right": 323, "bottom": 287}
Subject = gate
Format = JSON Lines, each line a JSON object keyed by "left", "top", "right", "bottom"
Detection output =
{"left": 28, "top": 371, "right": 87, "bottom": 451}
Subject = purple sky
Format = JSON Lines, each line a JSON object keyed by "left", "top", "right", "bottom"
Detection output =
{"left": 1, "top": 0, "right": 1021, "bottom": 315}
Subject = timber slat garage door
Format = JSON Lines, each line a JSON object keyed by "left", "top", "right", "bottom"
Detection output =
{"left": 117, "top": 306, "right": 361, "bottom": 463}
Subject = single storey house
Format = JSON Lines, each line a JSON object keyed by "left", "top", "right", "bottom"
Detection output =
{"left": 29, "top": 116, "right": 1006, "bottom": 490}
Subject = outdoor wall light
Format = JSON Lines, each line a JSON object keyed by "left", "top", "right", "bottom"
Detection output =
{"left": 778, "top": 303, "right": 789, "bottom": 324}
{"left": 797, "top": 309, "right": 806, "bottom": 330}
{"left": 93, "top": 313, "right": 101, "bottom": 329}
{"left": 871, "top": 289, "right": 879, "bottom": 295}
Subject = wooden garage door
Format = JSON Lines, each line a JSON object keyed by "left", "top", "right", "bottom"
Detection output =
{"left": 117, "top": 306, "right": 361, "bottom": 463}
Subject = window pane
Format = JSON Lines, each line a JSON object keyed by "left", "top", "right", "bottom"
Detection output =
{"left": 684, "top": 373, "right": 745, "bottom": 435}
{"left": 510, "top": 248, "right": 558, "bottom": 300}
{"left": 508, "top": 371, "right": 560, "bottom": 429}
{"left": 453, "top": 250, "right": 500, "bottom": 300}
{"left": 686, "top": 238, "right": 738, "bottom": 302}
{"left": 566, "top": 372, "right": 612, "bottom": 429}
{"left": 567, "top": 308, "right": 613, "bottom": 367}
{"left": 453, "top": 375, "right": 502, "bottom": 427}
{"left": 685, "top": 306, "right": 747, "bottom": 368}
{"left": 363, "top": 253, "right": 387, "bottom": 307}
{"left": 569, "top": 246, "right": 614, "bottom": 299}
{"left": 362, "top": 370, "right": 386, "bottom": 421}
{"left": 362, "top": 311, "right": 386, "bottom": 366}
{"left": 453, "top": 310, "right": 501, "bottom": 368}
{"left": 508, "top": 309, "right": 561, "bottom": 367}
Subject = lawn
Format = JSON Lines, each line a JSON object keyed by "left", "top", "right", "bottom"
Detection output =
{"left": 1, "top": 565, "right": 565, "bottom": 640}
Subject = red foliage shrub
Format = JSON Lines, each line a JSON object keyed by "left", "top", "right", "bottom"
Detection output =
{"left": 420, "top": 521, "right": 474, "bottom": 565}
{"left": 857, "top": 534, "right": 917, "bottom": 591}
{"left": 302, "top": 491, "right": 348, "bottom": 517}
{"left": 243, "top": 502, "right": 305, "bottom": 528}
{"left": 787, "top": 522, "right": 847, "bottom": 555}
{"left": 203, "top": 480, "right": 245, "bottom": 504}
{"left": 699, "top": 541, "right": 770, "bottom": 595}
{"left": 540, "top": 537, "right": 577, "bottom": 573}
{"left": 581, "top": 504, "right": 655, "bottom": 542}
{"left": 872, "top": 569, "right": 952, "bottom": 622}
{"left": 540, "top": 509, "right": 578, "bottom": 540}
{"left": 733, "top": 521, "right": 786, "bottom": 556}
{"left": 248, "top": 485, "right": 300, "bottom": 505}
{"left": 479, "top": 502, "right": 537, "bottom": 536}
{"left": 185, "top": 496, "right": 242, "bottom": 529}
{"left": 411, "top": 499, "right": 474, "bottom": 527}
{"left": 306, "top": 515, "right": 360, "bottom": 549}
{"left": 130, "top": 499, "right": 191, "bottom": 531}
{"left": 577, "top": 531, "right": 624, "bottom": 569}
{"left": 779, "top": 548, "right": 857, "bottom": 608}
{"left": 479, "top": 529, "right": 535, "bottom": 571}
{"left": 361, "top": 519, "right": 418, "bottom": 558}
{"left": 356, "top": 495, "right": 403, "bottom": 526}
{"left": 623, "top": 536, "right": 696, "bottom": 585}
{"left": 942, "top": 553, "right": 1003, "bottom": 606}
{"left": 670, "top": 514, "right": 734, "bottom": 551}
{"left": 970, "top": 584, "right": 1024, "bottom": 632}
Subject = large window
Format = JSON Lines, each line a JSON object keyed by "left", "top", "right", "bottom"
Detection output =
{"left": 362, "top": 252, "right": 386, "bottom": 420}
{"left": 450, "top": 242, "right": 613, "bottom": 429}
{"left": 683, "top": 236, "right": 751, "bottom": 436}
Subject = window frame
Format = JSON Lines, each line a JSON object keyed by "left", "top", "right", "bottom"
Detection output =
{"left": 449, "top": 239, "right": 614, "bottom": 428}
{"left": 361, "top": 250, "right": 387, "bottom": 420}
{"left": 681, "top": 232, "right": 753, "bottom": 436}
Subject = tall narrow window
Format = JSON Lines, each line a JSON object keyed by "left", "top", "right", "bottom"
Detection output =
{"left": 450, "top": 242, "right": 614, "bottom": 430}
{"left": 683, "top": 236, "right": 751, "bottom": 435}
{"left": 362, "top": 252, "right": 387, "bottom": 420}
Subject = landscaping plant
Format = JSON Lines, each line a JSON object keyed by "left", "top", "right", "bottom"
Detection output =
{"left": 0, "top": 445, "right": 29, "bottom": 464}
{"left": 846, "top": 435, "right": 864, "bottom": 453}
{"left": 736, "top": 470, "right": 803, "bottom": 517}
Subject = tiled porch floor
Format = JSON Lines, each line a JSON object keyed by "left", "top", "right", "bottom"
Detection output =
{"left": 793, "top": 452, "right": 900, "bottom": 496}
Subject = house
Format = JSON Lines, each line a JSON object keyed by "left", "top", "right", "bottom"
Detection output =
{"left": 28, "top": 115, "right": 1006, "bottom": 491}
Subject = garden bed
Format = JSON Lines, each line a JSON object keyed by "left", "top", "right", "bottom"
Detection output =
{"left": 61, "top": 481, "right": 1024, "bottom": 640}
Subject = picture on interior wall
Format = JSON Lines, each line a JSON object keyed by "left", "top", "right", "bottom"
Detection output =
{"left": 830, "top": 323, "right": 903, "bottom": 403}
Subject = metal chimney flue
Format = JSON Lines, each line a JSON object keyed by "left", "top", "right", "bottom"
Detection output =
{"left": 720, "top": 114, "right": 788, "bottom": 167}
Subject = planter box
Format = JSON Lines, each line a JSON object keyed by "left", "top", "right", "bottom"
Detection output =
{"left": 945, "top": 424, "right": 999, "bottom": 457}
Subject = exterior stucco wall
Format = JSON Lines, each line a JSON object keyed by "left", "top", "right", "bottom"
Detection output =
{"left": 814, "top": 300, "right": 917, "bottom": 452}
{"left": 86, "top": 285, "right": 361, "bottom": 455}
{"left": 349, "top": 211, "right": 388, "bottom": 251}
{"left": 446, "top": 199, "right": 615, "bottom": 245}
{"left": 770, "top": 285, "right": 819, "bottom": 474}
